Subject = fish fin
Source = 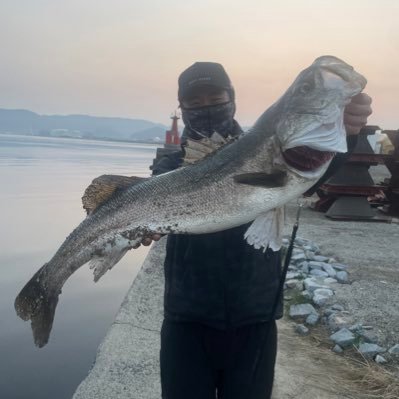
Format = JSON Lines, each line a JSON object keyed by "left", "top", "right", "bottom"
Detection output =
{"left": 14, "top": 267, "right": 59, "bottom": 348}
{"left": 233, "top": 171, "right": 287, "bottom": 188}
{"left": 82, "top": 174, "right": 146, "bottom": 215}
{"left": 89, "top": 247, "right": 130, "bottom": 282}
{"left": 183, "top": 133, "right": 233, "bottom": 165}
{"left": 244, "top": 207, "right": 285, "bottom": 252}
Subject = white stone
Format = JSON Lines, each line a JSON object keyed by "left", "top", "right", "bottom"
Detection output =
{"left": 286, "top": 272, "right": 301, "bottom": 280}
{"left": 285, "top": 279, "right": 303, "bottom": 290}
{"left": 375, "top": 355, "right": 387, "bottom": 364}
{"left": 304, "top": 278, "right": 330, "bottom": 293}
{"left": 330, "top": 263, "right": 348, "bottom": 271}
{"left": 336, "top": 271, "right": 349, "bottom": 283}
{"left": 324, "top": 277, "right": 338, "bottom": 285}
{"left": 388, "top": 344, "right": 399, "bottom": 355}
{"left": 310, "top": 269, "right": 329, "bottom": 278}
{"left": 289, "top": 304, "right": 318, "bottom": 319}
{"left": 329, "top": 328, "right": 355, "bottom": 348}
{"left": 308, "top": 261, "right": 326, "bottom": 270}
{"left": 332, "top": 344, "right": 343, "bottom": 353}
{"left": 295, "top": 324, "right": 309, "bottom": 336}
{"left": 321, "top": 263, "right": 337, "bottom": 278}
{"left": 306, "top": 313, "right": 319, "bottom": 326}
{"left": 301, "top": 290, "right": 312, "bottom": 300}
{"left": 314, "top": 288, "right": 334, "bottom": 298}
{"left": 313, "top": 255, "right": 329, "bottom": 262}
{"left": 358, "top": 343, "right": 386, "bottom": 358}
{"left": 313, "top": 294, "right": 330, "bottom": 307}
{"left": 328, "top": 314, "right": 352, "bottom": 331}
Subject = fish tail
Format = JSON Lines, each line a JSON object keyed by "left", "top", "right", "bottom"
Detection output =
{"left": 14, "top": 267, "right": 59, "bottom": 347}
{"left": 89, "top": 246, "right": 130, "bottom": 282}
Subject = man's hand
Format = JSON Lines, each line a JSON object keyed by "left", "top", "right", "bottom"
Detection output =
{"left": 344, "top": 93, "right": 372, "bottom": 135}
{"left": 132, "top": 234, "right": 163, "bottom": 249}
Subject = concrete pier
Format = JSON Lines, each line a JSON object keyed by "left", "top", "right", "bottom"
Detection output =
{"left": 73, "top": 239, "right": 167, "bottom": 399}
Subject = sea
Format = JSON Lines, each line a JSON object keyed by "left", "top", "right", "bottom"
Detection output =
{"left": 0, "top": 134, "right": 158, "bottom": 399}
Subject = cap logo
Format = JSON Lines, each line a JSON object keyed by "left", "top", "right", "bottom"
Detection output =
{"left": 187, "top": 77, "right": 212, "bottom": 86}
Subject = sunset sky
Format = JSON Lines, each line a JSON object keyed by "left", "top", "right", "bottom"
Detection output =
{"left": 1, "top": 0, "right": 398, "bottom": 128}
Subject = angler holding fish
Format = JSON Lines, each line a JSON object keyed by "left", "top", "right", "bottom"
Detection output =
{"left": 15, "top": 56, "right": 372, "bottom": 398}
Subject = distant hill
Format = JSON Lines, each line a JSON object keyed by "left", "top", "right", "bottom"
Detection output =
{"left": 0, "top": 108, "right": 170, "bottom": 142}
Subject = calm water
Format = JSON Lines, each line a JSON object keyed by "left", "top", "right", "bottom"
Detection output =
{"left": 0, "top": 134, "right": 158, "bottom": 399}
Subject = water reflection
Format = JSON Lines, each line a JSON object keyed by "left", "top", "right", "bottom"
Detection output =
{"left": 0, "top": 134, "right": 157, "bottom": 399}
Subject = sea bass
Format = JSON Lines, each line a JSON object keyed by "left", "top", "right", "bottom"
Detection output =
{"left": 15, "top": 56, "right": 366, "bottom": 346}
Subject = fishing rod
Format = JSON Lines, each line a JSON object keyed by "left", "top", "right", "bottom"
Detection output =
{"left": 251, "top": 199, "right": 303, "bottom": 395}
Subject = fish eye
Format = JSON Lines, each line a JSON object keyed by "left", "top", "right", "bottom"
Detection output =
{"left": 299, "top": 82, "right": 312, "bottom": 94}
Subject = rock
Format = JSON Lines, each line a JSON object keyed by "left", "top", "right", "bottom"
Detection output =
{"left": 388, "top": 344, "right": 399, "bottom": 355}
{"left": 336, "top": 271, "right": 349, "bottom": 283}
{"left": 286, "top": 272, "right": 301, "bottom": 280}
{"left": 288, "top": 265, "right": 298, "bottom": 271}
{"left": 332, "top": 344, "right": 344, "bottom": 353}
{"left": 330, "top": 263, "right": 348, "bottom": 271}
{"left": 324, "top": 308, "right": 336, "bottom": 317}
{"left": 305, "top": 250, "right": 315, "bottom": 260}
{"left": 313, "top": 255, "right": 329, "bottom": 262}
{"left": 303, "top": 245, "right": 313, "bottom": 251}
{"left": 295, "top": 324, "right": 309, "bottom": 336}
{"left": 307, "top": 242, "right": 320, "bottom": 253}
{"left": 306, "top": 313, "right": 319, "bottom": 326}
{"left": 358, "top": 343, "right": 386, "bottom": 358}
{"left": 375, "top": 355, "right": 387, "bottom": 364}
{"left": 295, "top": 237, "right": 309, "bottom": 246}
{"left": 312, "top": 288, "right": 334, "bottom": 307}
{"left": 304, "top": 278, "right": 330, "bottom": 293}
{"left": 293, "top": 247, "right": 305, "bottom": 254}
{"left": 328, "top": 313, "right": 352, "bottom": 331}
{"left": 301, "top": 290, "right": 312, "bottom": 300}
{"left": 308, "top": 261, "right": 326, "bottom": 270}
{"left": 349, "top": 323, "right": 363, "bottom": 333}
{"left": 286, "top": 279, "right": 303, "bottom": 290}
{"left": 313, "top": 295, "right": 330, "bottom": 307}
{"left": 324, "top": 277, "right": 338, "bottom": 285}
{"left": 282, "top": 238, "right": 289, "bottom": 245}
{"left": 331, "top": 304, "right": 344, "bottom": 312}
{"left": 298, "top": 261, "right": 309, "bottom": 274}
{"left": 289, "top": 304, "right": 318, "bottom": 319}
{"left": 310, "top": 269, "right": 329, "bottom": 278}
{"left": 359, "top": 330, "right": 378, "bottom": 344}
{"left": 329, "top": 328, "right": 355, "bottom": 348}
{"left": 314, "top": 288, "right": 334, "bottom": 298}
{"left": 291, "top": 253, "right": 307, "bottom": 263}
{"left": 321, "top": 264, "right": 337, "bottom": 278}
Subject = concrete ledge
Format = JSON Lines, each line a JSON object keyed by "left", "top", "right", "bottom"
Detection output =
{"left": 73, "top": 239, "right": 167, "bottom": 399}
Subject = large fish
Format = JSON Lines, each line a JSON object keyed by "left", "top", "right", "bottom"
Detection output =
{"left": 15, "top": 56, "right": 366, "bottom": 346}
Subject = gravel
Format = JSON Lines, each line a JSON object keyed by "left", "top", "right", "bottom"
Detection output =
{"left": 283, "top": 192, "right": 398, "bottom": 366}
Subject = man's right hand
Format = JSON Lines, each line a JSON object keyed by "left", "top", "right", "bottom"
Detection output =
{"left": 132, "top": 234, "right": 163, "bottom": 249}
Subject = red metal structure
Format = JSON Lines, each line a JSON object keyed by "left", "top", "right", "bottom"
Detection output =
{"left": 165, "top": 114, "right": 180, "bottom": 145}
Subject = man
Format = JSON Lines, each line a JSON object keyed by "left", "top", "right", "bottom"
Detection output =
{"left": 143, "top": 62, "right": 372, "bottom": 399}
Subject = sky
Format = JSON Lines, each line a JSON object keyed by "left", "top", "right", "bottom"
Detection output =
{"left": 1, "top": 0, "right": 398, "bottom": 128}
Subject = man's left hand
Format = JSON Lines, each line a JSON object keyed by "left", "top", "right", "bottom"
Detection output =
{"left": 344, "top": 93, "right": 373, "bottom": 135}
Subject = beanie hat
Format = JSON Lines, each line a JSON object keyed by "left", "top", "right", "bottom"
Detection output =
{"left": 178, "top": 62, "right": 235, "bottom": 102}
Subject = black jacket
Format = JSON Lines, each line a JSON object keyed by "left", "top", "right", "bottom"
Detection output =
{"left": 152, "top": 136, "right": 357, "bottom": 330}
{"left": 153, "top": 151, "right": 283, "bottom": 330}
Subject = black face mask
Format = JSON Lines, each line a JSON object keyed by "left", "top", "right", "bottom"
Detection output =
{"left": 181, "top": 101, "right": 236, "bottom": 142}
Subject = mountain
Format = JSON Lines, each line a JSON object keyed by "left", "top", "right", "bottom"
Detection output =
{"left": 0, "top": 108, "right": 169, "bottom": 142}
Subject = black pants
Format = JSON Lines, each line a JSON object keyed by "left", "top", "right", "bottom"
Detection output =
{"left": 160, "top": 320, "right": 277, "bottom": 399}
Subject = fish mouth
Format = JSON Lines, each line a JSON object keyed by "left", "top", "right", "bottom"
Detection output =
{"left": 282, "top": 146, "right": 335, "bottom": 172}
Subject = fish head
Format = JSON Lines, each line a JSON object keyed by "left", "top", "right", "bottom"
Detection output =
{"left": 276, "top": 56, "right": 367, "bottom": 154}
